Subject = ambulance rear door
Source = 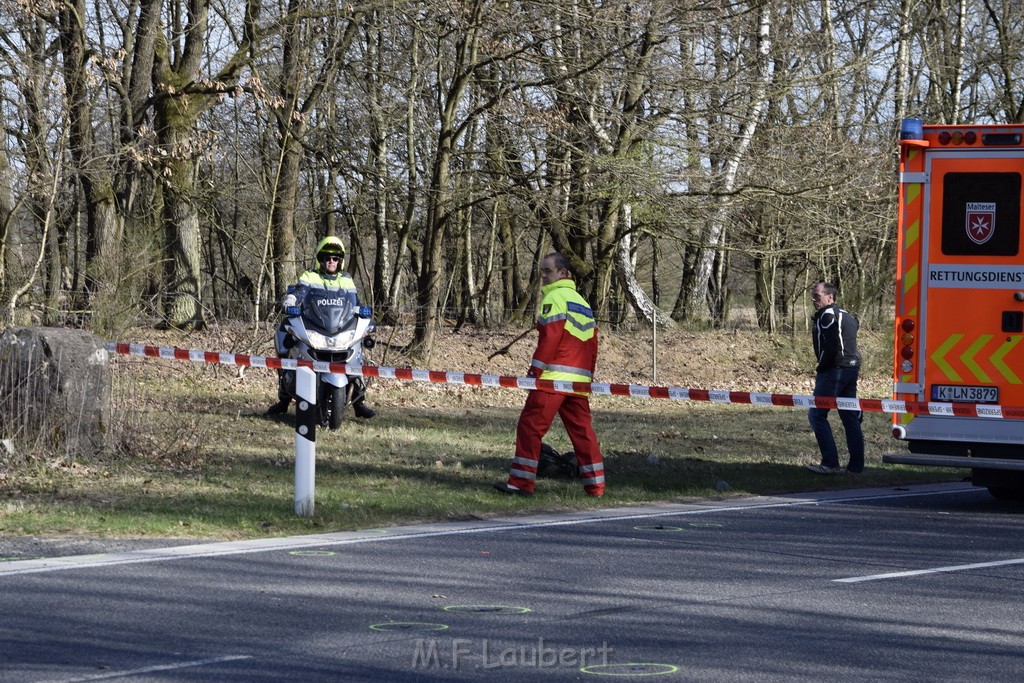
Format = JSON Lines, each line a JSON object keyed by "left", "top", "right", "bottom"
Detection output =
{"left": 912, "top": 148, "right": 1024, "bottom": 447}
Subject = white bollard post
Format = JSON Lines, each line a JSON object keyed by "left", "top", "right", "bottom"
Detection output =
{"left": 294, "top": 366, "right": 317, "bottom": 517}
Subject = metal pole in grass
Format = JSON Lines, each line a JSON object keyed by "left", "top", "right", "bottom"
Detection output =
{"left": 294, "top": 367, "right": 316, "bottom": 517}
{"left": 652, "top": 317, "right": 658, "bottom": 385}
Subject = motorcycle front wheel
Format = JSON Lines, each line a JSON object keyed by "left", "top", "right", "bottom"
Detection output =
{"left": 318, "top": 383, "right": 346, "bottom": 430}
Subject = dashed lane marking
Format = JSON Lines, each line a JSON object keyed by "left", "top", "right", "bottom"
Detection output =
{"left": 49, "top": 655, "right": 252, "bottom": 682}
{"left": 835, "top": 556, "right": 1024, "bottom": 583}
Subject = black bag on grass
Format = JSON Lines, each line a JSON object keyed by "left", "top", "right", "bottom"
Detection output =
{"left": 538, "top": 443, "right": 579, "bottom": 479}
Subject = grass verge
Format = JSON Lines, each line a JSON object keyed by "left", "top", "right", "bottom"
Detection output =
{"left": 0, "top": 358, "right": 964, "bottom": 540}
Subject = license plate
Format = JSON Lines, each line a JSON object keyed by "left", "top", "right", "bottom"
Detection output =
{"left": 930, "top": 384, "right": 999, "bottom": 403}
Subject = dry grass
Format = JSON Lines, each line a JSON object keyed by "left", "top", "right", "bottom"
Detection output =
{"left": 0, "top": 321, "right": 959, "bottom": 540}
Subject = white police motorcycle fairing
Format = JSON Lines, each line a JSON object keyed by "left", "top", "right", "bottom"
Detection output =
{"left": 276, "top": 284, "right": 375, "bottom": 429}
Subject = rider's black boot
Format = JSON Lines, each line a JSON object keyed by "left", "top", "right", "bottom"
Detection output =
{"left": 352, "top": 400, "right": 376, "bottom": 419}
{"left": 267, "top": 398, "right": 290, "bottom": 415}
{"left": 267, "top": 368, "right": 291, "bottom": 415}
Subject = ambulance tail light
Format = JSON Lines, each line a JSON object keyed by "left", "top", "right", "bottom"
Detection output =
{"left": 898, "top": 318, "right": 915, "bottom": 372}
{"left": 936, "top": 130, "right": 979, "bottom": 145}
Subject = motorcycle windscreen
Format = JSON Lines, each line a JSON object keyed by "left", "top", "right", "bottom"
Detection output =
{"left": 302, "top": 287, "right": 358, "bottom": 334}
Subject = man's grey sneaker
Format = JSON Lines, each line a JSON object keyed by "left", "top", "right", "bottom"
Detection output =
{"left": 805, "top": 463, "right": 844, "bottom": 474}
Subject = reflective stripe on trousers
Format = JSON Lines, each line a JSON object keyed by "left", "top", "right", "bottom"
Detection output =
{"left": 507, "top": 390, "right": 604, "bottom": 495}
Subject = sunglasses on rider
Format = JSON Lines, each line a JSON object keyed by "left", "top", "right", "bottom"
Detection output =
{"left": 322, "top": 255, "right": 341, "bottom": 262}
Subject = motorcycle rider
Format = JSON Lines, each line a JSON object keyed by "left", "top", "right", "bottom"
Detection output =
{"left": 267, "top": 235, "right": 376, "bottom": 419}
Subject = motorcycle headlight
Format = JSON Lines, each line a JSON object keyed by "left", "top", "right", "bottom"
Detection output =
{"left": 305, "top": 329, "right": 329, "bottom": 348}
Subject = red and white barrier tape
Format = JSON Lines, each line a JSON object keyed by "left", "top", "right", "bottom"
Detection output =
{"left": 106, "top": 342, "right": 1024, "bottom": 419}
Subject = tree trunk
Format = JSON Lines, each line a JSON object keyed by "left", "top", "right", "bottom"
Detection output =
{"left": 152, "top": 0, "right": 213, "bottom": 330}
{"left": 685, "top": 3, "right": 772, "bottom": 325}
{"left": 615, "top": 205, "right": 675, "bottom": 328}
{"left": 160, "top": 141, "right": 205, "bottom": 330}
{"left": 58, "top": 0, "right": 124, "bottom": 330}
{"left": 408, "top": 0, "right": 485, "bottom": 359}
{"left": 753, "top": 251, "right": 777, "bottom": 334}
{"left": 270, "top": 132, "right": 302, "bottom": 301}
{"left": 365, "top": 13, "right": 392, "bottom": 313}
{"left": 0, "top": 101, "right": 12, "bottom": 309}
{"left": 410, "top": 140, "right": 454, "bottom": 360}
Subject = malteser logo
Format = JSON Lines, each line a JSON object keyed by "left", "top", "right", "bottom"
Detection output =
{"left": 965, "top": 202, "right": 996, "bottom": 245}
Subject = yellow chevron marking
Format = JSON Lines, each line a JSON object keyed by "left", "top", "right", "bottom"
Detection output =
{"left": 960, "top": 335, "right": 993, "bottom": 383}
{"left": 904, "top": 264, "right": 918, "bottom": 291}
{"left": 906, "top": 219, "right": 919, "bottom": 248}
{"left": 931, "top": 334, "right": 963, "bottom": 382}
{"left": 906, "top": 183, "right": 920, "bottom": 203}
{"left": 991, "top": 336, "right": 1023, "bottom": 385}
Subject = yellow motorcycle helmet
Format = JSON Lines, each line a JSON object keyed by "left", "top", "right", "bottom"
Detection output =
{"left": 315, "top": 235, "right": 346, "bottom": 265}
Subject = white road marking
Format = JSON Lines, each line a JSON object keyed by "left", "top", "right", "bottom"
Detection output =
{"left": 0, "top": 483, "right": 975, "bottom": 577}
{"left": 835, "top": 556, "right": 1024, "bottom": 583}
{"left": 50, "top": 655, "right": 252, "bottom": 682}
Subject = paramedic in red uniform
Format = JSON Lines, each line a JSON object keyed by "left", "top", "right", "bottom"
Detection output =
{"left": 494, "top": 252, "right": 605, "bottom": 497}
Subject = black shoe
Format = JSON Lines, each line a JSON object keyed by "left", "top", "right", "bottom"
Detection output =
{"left": 493, "top": 481, "right": 532, "bottom": 496}
{"left": 805, "top": 463, "right": 843, "bottom": 474}
{"left": 267, "top": 399, "right": 290, "bottom": 415}
{"left": 353, "top": 401, "right": 376, "bottom": 419}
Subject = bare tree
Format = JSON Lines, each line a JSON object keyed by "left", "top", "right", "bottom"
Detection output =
{"left": 682, "top": 1, "right": 773, "bottom": 325}
{"left": 261, "top": 2, "right": 363, "bottom": 305}
{"left": 975, "top": 0, "right": 1024, "bottom": 122}
{"left": 146, "top": 0, "right": 257, "bottom": 329}
{"left": 57, "top": 0, "right": 125, "bottom": 329}
{"left": 0, "top": 55, "right": 15, "bottom": 310}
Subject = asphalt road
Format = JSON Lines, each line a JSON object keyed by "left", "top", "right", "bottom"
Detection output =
{"left": 1, "top": 482, "right": 1022, "bottom": 682}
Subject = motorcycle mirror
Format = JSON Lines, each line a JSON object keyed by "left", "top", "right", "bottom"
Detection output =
{"left": 285, "top": 305, "right": 301, "bottom": 316}
{"left": 358, "top": 305, "right": 373, "bottom": 318}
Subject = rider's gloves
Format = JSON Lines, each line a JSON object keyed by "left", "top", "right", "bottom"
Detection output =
{"left": 281, "top": 294, "right": 297, "bottom": 309}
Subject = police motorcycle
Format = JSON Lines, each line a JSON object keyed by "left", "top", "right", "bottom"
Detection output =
{"left": 275, "top": 284, "right": 375, "bottom": 430}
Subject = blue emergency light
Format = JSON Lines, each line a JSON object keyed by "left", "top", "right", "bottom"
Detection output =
{"left": 900, "top": 118, "right": 923, "bottom": 140}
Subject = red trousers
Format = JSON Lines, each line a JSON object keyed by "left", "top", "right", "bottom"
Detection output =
{"left": 508, "top": 390, "right": 605, "bottom": 495}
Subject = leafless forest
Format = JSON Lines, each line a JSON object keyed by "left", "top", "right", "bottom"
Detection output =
{"left": 1, "top": 0, "right": 1021, "bottom": 355}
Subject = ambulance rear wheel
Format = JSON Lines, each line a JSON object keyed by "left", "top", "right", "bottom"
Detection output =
{"left": 986, "top": 487, "right": 1024, "bottom": 503}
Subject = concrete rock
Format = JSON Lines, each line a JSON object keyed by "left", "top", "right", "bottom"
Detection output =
{"left": 0, "top": 327, "right": 110, "bottom": 460}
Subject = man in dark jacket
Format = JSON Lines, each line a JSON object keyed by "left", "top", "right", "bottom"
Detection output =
{"left": 805, "top": 281, "right": 864, "bottom": 474}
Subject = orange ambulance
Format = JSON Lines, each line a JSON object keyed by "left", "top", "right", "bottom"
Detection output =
{"left": 884, "top": 118, "right": 1024, "bottom": 500}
